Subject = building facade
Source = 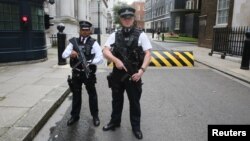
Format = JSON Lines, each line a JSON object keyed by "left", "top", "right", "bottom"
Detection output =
{"left": 232, "top": 0, "right": 250, "bottom": 26}
{"left": 145, "top": 0, "right": 173, "bottom": 33}
{"left": 131, "top": 1, "right": 145, "bottom": 29}
{"left": 144, "top": 0, "right": 201, "bottom": 37}
{"left": 0, "top": 0, "right": 47, "bottom": 63}
{"left": 45, "top": 0, "right": 110, "bottom": 41}
{"left": 199, "top": 0, "right": 250, "bottom": 48}
{"left": 0, "top": 0, "right": 113, "bottom": 63}
{"left": 171, "top": 0, "right": 201, "bottom": 37}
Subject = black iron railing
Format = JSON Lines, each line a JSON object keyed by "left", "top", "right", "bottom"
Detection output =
{"left": 50, "top": 34, "right": 57, "bottom": 47}
{"left": 209, "top": 26, "right": 250, "bottom": 59}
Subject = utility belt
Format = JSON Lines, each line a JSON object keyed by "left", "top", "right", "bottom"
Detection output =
{"left": 72, "top": 64, "right": 97, "bottom": 73}
{"left": 71, "top": 65, "right": 97, "bottom": 84}
{"left": 107, "top": 71, "right": 142, "bottom": 89}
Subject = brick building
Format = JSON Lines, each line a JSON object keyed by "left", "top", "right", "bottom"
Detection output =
{"left": 198, "top": 0, "right": 235, "bottom": 48}
{"left": 131, "top": 1, "right": 145, "bottom": 30}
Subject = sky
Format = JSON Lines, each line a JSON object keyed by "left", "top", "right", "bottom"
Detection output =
{"left": 122, "top": 0, "right": 138, "bottom": 4}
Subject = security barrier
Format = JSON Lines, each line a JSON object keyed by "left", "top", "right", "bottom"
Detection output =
{"left": 150, "top": 50, "right": 194, "bottom": 67}
{"left": 107, "top": 50, "right": 194, "bottom": 67}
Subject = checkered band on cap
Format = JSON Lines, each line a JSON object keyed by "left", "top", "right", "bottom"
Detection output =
{"left": 79, "top": 21, "right": 92, "bottom": 29}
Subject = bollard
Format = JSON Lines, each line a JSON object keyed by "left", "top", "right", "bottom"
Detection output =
{"left": 240, "top": 31, "right": 250, "bottom": 70}
{"left": 152, "top": 29, "right": 154, "bottom": 38}
{"left": 161, "top": 33, "right": 164, "bottom": 41}
{"left": 57, "top": 23, "right": 67, "bottom": 65}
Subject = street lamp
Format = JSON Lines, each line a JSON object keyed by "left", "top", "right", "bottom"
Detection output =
{"left": 48, "top": 0, "right": 55, "bottom": 4}
{"left": 97, "top": 0, "right": 101, "bottom": 44}
{"left": 151, "top": 0, "right": 154, "bottom": 38}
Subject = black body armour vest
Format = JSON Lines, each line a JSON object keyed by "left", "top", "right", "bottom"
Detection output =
{"left": 69, "top": 37, "right": 95, "bottom": 69}
{"left": 112, "top": 28, "right": 145, "bottom": 69}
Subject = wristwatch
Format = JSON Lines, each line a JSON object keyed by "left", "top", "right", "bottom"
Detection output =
{"left": 140, "top": 67, "right": 146, "bottom": 72}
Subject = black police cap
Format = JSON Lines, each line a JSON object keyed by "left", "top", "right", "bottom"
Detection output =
{"left": 79, "top": 21, "right": 92, "bottom": 29}
{"left": 118, "top": 7, "right": 135, "bottom": 18}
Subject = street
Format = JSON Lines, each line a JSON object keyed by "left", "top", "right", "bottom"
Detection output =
{"left": 33, "top": 41, "right": 250, "bottom": 141}
{"left": 1, "top": 1, "right": 250, "bottom": 141}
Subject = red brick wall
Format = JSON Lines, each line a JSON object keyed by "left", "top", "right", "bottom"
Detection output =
{"left": 198, "top": 0, "right": 234, "bottom": 48}
{"left": 131, "top": 2, "right": 145, "bottom": 29}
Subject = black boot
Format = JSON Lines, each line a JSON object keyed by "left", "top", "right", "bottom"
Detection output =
{"left": 67, "top": 117, "right": 79, "bottom": 126}
{"left": 102, "top": 122, "right": 120, "bottom": 131}
{"left": 132, "top": 129, "right": 143, "bottom": 139}
{"left": 93, "top": 116, "right": 100, "bottom": 127}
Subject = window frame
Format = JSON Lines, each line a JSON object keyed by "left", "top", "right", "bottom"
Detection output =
{"left": 0, "top": 2, "right": 20, "bottom": 31}
{"left": 186, "top": 0, "right": 195, "bottom": 10}
{"left": 216, "top": 0, "right": 230, "bottom": 26}
{"left": 174, "top": 16, "right": 180, "bottom": 30}
{"left": 31, "top": 5, "right": 44, "bottom": 31}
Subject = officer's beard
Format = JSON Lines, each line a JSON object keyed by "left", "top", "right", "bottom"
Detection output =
{"left": 122, "top": 27, "right": 134, "bottom": 37}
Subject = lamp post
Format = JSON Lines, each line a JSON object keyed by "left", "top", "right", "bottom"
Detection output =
{"left": 151, "top": 0, "right": 154, "bottom": 38}
{"left": 48, "top": 0, "right": 55, "bottom": 4}
{"left": 97, "top": 0, "right": 101, "bottom": 44}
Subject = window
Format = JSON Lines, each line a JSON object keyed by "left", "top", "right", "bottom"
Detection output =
{"left": 0, "top": 3, "right": 19, "bottom": 30}
{"left": 165, "top": 22, "right": 168, "bottom": 29}
{"left": 186, "top": 0, "right": 194, "bottom": 9}
{"left": 175, "top": 16, "right": 180, "bottom": 30}
{"left": 170, "top": 2, "right": 173, "bottom": 11}
{"left": 166, "top": 4, "right": 169, "bottom": 13}
{"left": 31, "top": 6, "right": 44, "bottom": 30}
{"left": 216, "top": 0, "right": 230, "bottom": 25}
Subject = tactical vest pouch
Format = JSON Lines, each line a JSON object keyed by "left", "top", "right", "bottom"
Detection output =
{"left": 136, "top": 46, "right": 145, "bottom": 67}
{"left": 67, "top": 75, "right": 73, "bottom": 91}
{"left": 69, "top": 37, "right": 96, "bottom": 69}
{"left": 89, "top": 64, "right": 97, "bottom": 73}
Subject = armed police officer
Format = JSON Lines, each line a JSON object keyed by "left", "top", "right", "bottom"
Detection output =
{"left": 62, "top": 21, "right": 103, "bottom": 127}
{"left": 102, "top": 6, "right": 152, "bottom": 139}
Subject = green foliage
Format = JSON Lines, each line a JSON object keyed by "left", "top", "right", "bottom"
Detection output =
{"left": 165, "top": 36, "right": 198, "bottom": 42}
{"left": 179, "top": 33, "right": 188, "bottom": 37}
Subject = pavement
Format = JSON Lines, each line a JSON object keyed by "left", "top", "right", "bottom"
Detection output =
{"left": 0, "top": 34, "right": 249, "bottom": 141}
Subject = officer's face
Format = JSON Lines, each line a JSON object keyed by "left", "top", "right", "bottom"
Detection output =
{"left": 80, "top": 28, "right": 91, "bottom": 37}
{"left": 120, "top": 16, "right": 135, "bottom": 28}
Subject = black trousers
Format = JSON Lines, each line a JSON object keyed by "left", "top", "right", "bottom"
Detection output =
{"left": 70, "top": 65, "right": 98, "bottom": 119}
{"left": 110, "top": 69, "right": 142, "bottom": 130}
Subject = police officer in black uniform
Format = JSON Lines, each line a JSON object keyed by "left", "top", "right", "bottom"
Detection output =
{"left": 102, "top": 7, "right": 152, "bottom": 139}
{"left": 62, "top": 21, "right": 103, "bottom": 127}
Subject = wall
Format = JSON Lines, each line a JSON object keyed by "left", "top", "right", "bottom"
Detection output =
{"left": 232, "top": 0, "right": 250, "bottom": 26}
{"left": 185, "top": 13, "right": 199, "bottom": 37}
{"left": 131, "top": 1, "right": 145, "bottom": 29}
{"left": 198, "top": 0, "right": 217, "bottom": 48}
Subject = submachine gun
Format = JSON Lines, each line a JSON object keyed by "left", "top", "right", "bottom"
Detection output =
{"left": 70, "top": 37, "right": 91, "bottom": 79}
{"left": 111, "top": 44, "right": 140, "bottom": 82}
{"left": 67, "top": 38, "right": 92, "bottom": 91}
